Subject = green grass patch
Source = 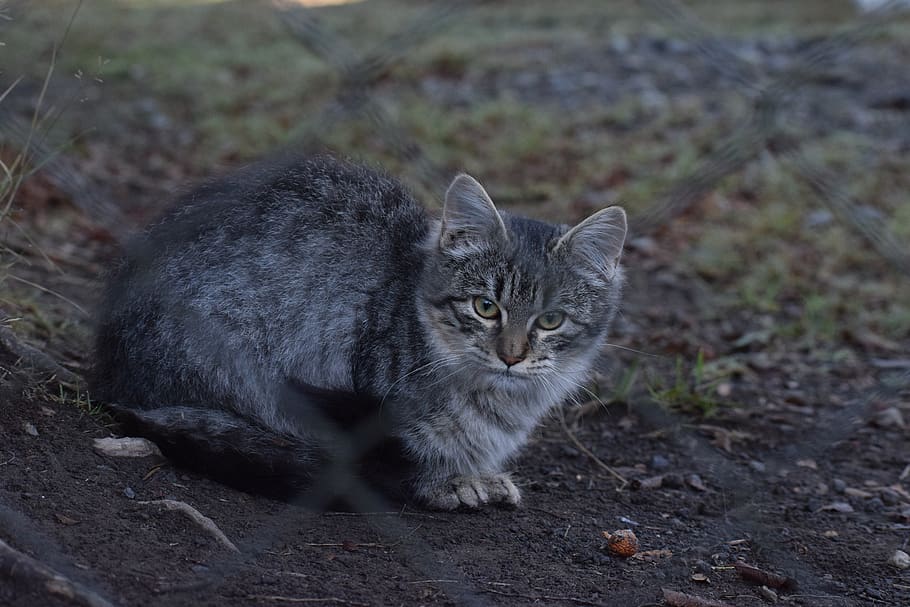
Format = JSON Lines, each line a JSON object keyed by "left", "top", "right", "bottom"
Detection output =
{"left": 647, "top": 350, "right": 734, "bottom": 417}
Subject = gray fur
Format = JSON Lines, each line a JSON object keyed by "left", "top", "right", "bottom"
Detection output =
{"left": 93, "top": 156, "right": 627, "bottom": 510}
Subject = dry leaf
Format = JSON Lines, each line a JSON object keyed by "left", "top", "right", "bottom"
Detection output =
{"left": 631, "top": 549, "right": 672, "bottom": 561}
{"left": 54, "top": 513, "right": 79, "bottom": 526}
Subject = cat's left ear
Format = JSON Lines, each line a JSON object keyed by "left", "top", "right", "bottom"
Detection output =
{"left": 439, "top": 174, "right": 508, "bottom": 254}
{"left": 554, "top": 206, "right": 627, "bottom": 281}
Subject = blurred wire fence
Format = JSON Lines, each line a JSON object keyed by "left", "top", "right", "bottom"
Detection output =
{"left": 1, "top": 0, "right": 909, "bottom": 606}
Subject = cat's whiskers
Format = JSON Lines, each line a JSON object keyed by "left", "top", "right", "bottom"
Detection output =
{"left": 378, "top": 353, "right": 467, "bottom": 410}
{"left": 422, "top": 364, "right": 471, "bottom": 392}
{"left": 531, "top": 374, "right": 563, "bottom": 408}
{"left": 528, "top": 371, "right": 602, "bottom": 428}
{"left": 529, "top": 374, "right": 578, "bottom": 426}
{"left": 601, "top": 342, "right": 663, "bottom": 358}
{"left": 559, "top": 377, "right": 608, "bottom": 411}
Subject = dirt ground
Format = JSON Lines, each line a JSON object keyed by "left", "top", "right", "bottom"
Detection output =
{"left": 2, "top": 2, "right": 910, "bottom": 606}
{"left": 1, "top": 242, "right": 908, "bottom": 607}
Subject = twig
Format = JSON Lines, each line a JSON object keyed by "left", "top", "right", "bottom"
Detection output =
{"left": 138, "top": 499, "right": 239, "bottom": 553}
{"left": 246, "top": 596, "right": 368, "bottom": 606}
{"left": 733, "top": 562, "right": 798, "bottom": 591}
{"left": 0, "top": 537, "right": 118, "bottom": 607}
{"left": 662, "top": 589, "right": 734, "bottom": 607}
{"left": 0, "top": 322, "right": 81, "bottom": 386}
{"left": 6, "top": 275, "right": 88, "bottom": 316}
{"left": 558, "top": 407, "right": 628, "bottom": 488}
{"left": 481, "top": 587, "right": 604, "bottom": 606}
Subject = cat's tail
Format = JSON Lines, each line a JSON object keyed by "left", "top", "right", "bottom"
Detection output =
{"left": 108, "top": 404, "right": 328, "bottom": 498}
{"left": 104, "top": 383, "right": 411, "bottom": 502}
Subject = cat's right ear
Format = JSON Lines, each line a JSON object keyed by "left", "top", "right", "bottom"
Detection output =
{"left": 439, "top": 174, "right": 508, "bottom": 255}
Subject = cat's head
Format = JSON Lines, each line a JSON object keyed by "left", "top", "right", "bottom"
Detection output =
{"left": 419, "top": 173, "right": 627, "bottom": 394}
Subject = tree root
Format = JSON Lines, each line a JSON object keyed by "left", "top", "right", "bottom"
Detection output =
{"left": 0, "top": 323, "right": 81, "bottom": 387}
{"left": 139, "top": 499, "right": 239, "bottom": 553}
{"left": 0, "top": 537, "right": 118, "bottom": 607}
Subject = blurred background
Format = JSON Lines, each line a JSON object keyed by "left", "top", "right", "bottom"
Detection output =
{"left": 1, "top": 2, "right": 909, "bottom": 606}
{"left": 2, "top": 0, "right": 908, "bottom": 359}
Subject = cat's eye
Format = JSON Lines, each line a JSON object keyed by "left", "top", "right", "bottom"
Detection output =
{"left": 536, "top": 311, "right": 565, "bottom": 330}
{"left": 472, "top": 296, "right": 500, "bottom": 319}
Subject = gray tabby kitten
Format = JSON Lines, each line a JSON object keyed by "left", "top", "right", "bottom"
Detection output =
{"left": 93, "top": 156, "right": 627, "bottom": 510}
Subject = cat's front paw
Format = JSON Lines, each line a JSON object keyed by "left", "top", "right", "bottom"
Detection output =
{"left": 420, "top": 474, "right": 521, "bottom": 510}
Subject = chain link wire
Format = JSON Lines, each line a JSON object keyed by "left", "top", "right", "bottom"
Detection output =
{"left": 1, "top": 1, "right": 908, "bottom": 605}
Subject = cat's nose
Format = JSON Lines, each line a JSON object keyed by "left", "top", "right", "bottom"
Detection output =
{"left": 499, "top": 353, "right": 525, "bottom": 367}
{"left": 497, "top": 333, "right": 529, "bottom": 367}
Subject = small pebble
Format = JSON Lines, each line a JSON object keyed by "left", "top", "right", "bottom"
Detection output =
{"left": 832, "top": 479, "right": 846, "bottom": 493}
{"left": 864, "top": 497, "right": 885, "bottom": 513}
{"left": 24, "top": 422, "right": 38, "bottom": 437}
{"left": 560, "top": 445, "right": 580, "bottom": 458}
{"left": 123, "top": 487, "right": 136, "bottom": 499}
{"left": 758, "top": 585, "right": 779, "bottom": 603}
{"left": 888, "top": 550, "right": 910, "bottom": 570}
{"left": 711, "top": 551, "right": 730, "bottom": 565}
{"left": 650, "top": 454, "right": 670, "bottom": 471}
{"left": 694, "top": 559, "right": 713, "bottom": 575}
{"left": 749, "top": 460, "right": 766, "bottom": 473}
{"left": 686, "top": 473, "right": 707, "bottom": 491}
{"left": 873, "top": 406, "right": 905, "bottom": 428}
{"left": 880, "top": 488, "right": 900, "bottom": 506}
{"left": 805, "top": 498, "right": 822, "bottom": 512}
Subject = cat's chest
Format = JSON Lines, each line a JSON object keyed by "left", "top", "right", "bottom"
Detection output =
{"left": 421, "top": 388, "right": 549, "bottom": 470}
{"left": 464, "top": 389, "right": 543, "bottom": 434}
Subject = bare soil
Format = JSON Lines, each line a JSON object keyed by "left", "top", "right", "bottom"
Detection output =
{"left": 1, "top": 244, "right": 908, "bottom": 607}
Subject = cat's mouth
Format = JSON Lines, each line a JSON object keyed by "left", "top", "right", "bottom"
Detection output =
{"left": 488, "top": 365, "right": 532, "bottom": 381}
